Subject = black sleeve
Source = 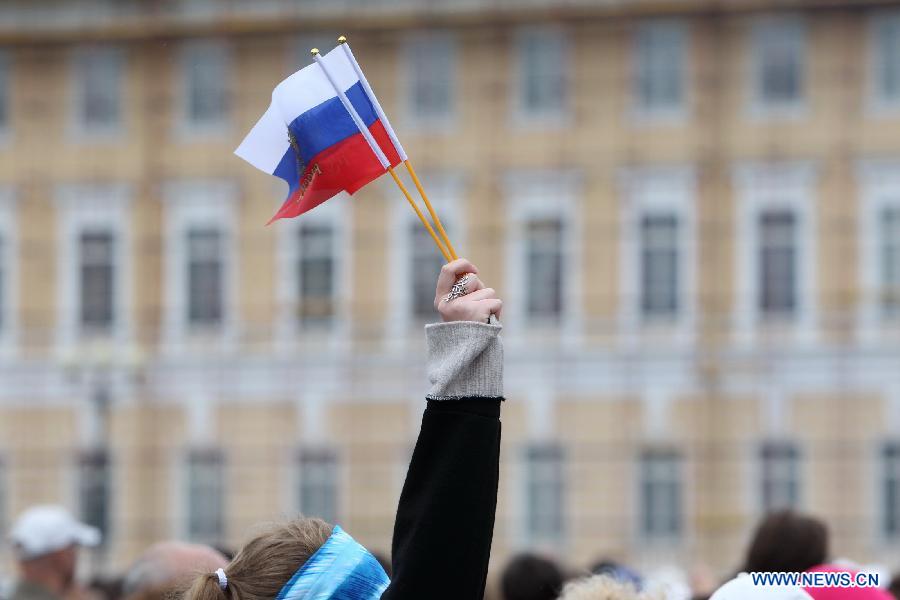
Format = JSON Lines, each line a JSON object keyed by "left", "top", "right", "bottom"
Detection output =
{"left": 380, "top": 398, "right": 502, "bottom": 600}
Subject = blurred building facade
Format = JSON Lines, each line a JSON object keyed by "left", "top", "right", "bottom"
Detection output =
{"left": 1, "top": 0, "right": 900, "bottom": 582}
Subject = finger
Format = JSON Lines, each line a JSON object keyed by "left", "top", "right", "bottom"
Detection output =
{"left": 435, "top": 259, "right": 478, "bottom": 297}
{"left": 478, "top": 298, "right": 503, "bottom": 319}
{"left": 464, "top": 287, "right": 496, "bottom": 302}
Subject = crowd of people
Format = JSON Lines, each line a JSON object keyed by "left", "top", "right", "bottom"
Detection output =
{"left": 2, "top": 261, "right": 898, "bottom": 599}
{"left": 4, "top": 505, "right": 900, "bottom": 600}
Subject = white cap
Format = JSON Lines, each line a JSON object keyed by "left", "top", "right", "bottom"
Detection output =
{"left": 9, "top": 505, "right": 101, "bottom": 560}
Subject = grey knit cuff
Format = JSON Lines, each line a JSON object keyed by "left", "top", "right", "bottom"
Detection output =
{"left": 425, "top": 321, "right": 504, "bottom": 401}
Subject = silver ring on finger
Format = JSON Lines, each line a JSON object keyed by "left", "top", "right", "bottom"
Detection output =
{"left": 442, "top": 274, "right": 471, "bottom": 303}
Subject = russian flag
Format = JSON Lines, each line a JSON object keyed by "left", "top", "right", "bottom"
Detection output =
{"left": 235, "top": 46, "right": 402, "bottom": 224}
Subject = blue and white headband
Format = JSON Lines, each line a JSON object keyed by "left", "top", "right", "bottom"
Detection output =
{"left": 275, "top": 526, "right": 389, "bottom": 600}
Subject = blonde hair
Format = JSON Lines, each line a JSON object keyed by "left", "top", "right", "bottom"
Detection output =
{"left": 558, "top": 575, "right": 659, "bottom": 600}
{"left": 184, "top": 518, "right": 333, "bottom": 600}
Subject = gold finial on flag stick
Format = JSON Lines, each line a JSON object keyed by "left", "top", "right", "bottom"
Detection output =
{"left": 337, "top": 35, "right": 347, "bottom": 44}
{"left": 311, "top": 48, "right": 320, "bottom": 56}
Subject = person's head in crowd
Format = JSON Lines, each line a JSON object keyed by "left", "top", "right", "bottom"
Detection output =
{"left": 741, "top": 511, "right": 828, "bottom": 574}
{"left": 889, "top": 571, "right": 900, "bottom": 599}
{"left": 500, "top": 553, "right": 565, "bottom": 600}
{"left": 590, "top": 559, "right": 643, "bottom": 589}
{"left": 557, "top": 575, "right": 652, "bottom": 600}
{"left": 184, "top": 518, "right": 388, "bottom": 600}
{"left": 123, "top": 541, "right": 227, "bottom": 600}
{"left": 710, "top": 573, "right": 812, "bottom": 600}
{"left": 8, "top": 505, "right": 101, "bottom": 598}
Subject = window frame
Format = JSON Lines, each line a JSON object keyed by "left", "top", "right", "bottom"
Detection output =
{"left": 519, "top": 442, "right": 566, "bottom": 547}
{"left": 0, "top": 49, "right": 11, "bottom": 143}
{"left": 869, "top": 11, "right": 900, "bottom": 114}
{"left": 183, "top": 447, "right": 226, "bottom": 545}
{"left": 160, "top": 180, "right": 238, "bottom": 354}
{"left": 54, "top": 184, "right": 132, "bottom": 352}
{"left": 70, "top": 45, "right": 125, "bottom": 140}
{"left": 747, "top": 16, "right": 808, "bottom": 120}
{"left": 631, "top": 20, "right": 689, "bottom": 123}
{"left": 76, "top": 447, "right": 112, "bottom": 543}
{"left": 618, "top": 166, "right": 696, "bottom": 345}
{"left": 511, "top": 25, "right": 569, "bottom": 126}
{"left": 0, "top": 188, "right": 17, "bottom": 357}
{"left": 733, "top": 162, "right": 817, "bottom": 346}
{"left": 638, "top": 448, "right": 684, "bottom": 542}
{"left": 759, "top": 440, "right": 801, "bottom": 514}
{"left": 178, "top": 39, "right": 230, "bottom": 137}
{"left": 503, "top": 170, "right": 582, "bottom": 343}
{"left": 858, "top": 159, "right": 900, "bottom": 342}
{"left": 295, "top": 447, "right": 340, "bottom": 524}
{"left": 276, "top": 197, "right": 350, "bottom": 352}
{"left": 402, "top": 31, "right": 457, "bottom": 130}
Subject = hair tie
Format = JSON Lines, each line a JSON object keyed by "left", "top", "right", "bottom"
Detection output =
{"left": 215, "top": 568, "right": 228, "bottom": 591}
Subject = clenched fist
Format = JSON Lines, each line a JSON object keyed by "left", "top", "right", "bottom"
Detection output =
{"left": 434, "top": 259, "right": 503, "bottom": 323}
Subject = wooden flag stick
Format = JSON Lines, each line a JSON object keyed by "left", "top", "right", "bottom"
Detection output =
{"left": 403, "top": 160, "right": 458, "bottom": 260}
{"left": 388, "top": 167, "right": 452, "bottom": 262}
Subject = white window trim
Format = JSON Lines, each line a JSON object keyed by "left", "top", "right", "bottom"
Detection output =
{"left": 634, "top": 447, "right": 688, "bottom": 548}
{"left": 876, "top": 435, "right": 900, "bottom": 546}
{"left": 868, "top": 11, "right": 900, "bottom": 116}
{"left": 503, "top": 169, "right": 583, "bottom": 347}
{"left": 54, "top": 184, "right": 133, "bottom": 355}
{"left": 176, "top": 39, "right": 230, "bottom": 139}
{"left": 858, "top": 159, "right": 900, "bottom": 342}
{"left": 173, "top": 445, "right": 228, "bottom": 543}
{"left": 386, "top": 171, "right": 466, "bottom": 348}
{"left": 0, "top": 49, "right": 10, "bottom": 146}
{"left": 401, "top": 31, "right": 458, "bottom": 133}
{"left": 746, "top": 15, "right": 808, "bottom": 121}
{"left": 510, "top": 25, "right": 570, "bottom": 128}
{"left": 733, "top": 161, "right": 818, "bottom": 347}
{"left": 290, "top": 445, "right": 346, "bottom": 525}
{"left": 69, "top": 45, "right": 125, "bottom": 141}
{"left": 617, "top": 166, "right": 697, "bottom": 348}
{"left": 629, "top": 19, "right": 690, "bottom": 125}
{"left": 755, "top": 438, "right": 804, "bottom": 516}
{"left": 160, "top": 180, "right": 238, "bottom": 356}
{"left": 0, "top": 188, "right": 18, "bottom": 358}
{"left": 509, "top": 440, "right": 568, "bottom": 553}
{"left": 275, "top": 197, "right": 351, "bottom": 354}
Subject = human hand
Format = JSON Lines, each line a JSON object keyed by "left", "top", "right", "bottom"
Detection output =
{"left": 434, "top": 259, "right": 502, "bottom": 323}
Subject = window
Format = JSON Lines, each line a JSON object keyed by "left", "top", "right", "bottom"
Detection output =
{"left": 881, "top": 207, "right": 900, "bottom": 317}
{"left": 760, "top": 441, "right": 800, "bottom": 512}
{"left": 187, "top": 228, "right": 223, "bottom": 327}
{"left": 79, "top": 231, "right": 115, "bottom": 333}
{"left": 410, "top": 222, "right": 444, "bottom": 321}
{"left": 524, "top": 443, "right": 564, "bottom": 543}
{"left": 633, "top": 22, "right": 686, "bottom": 116}
{"left": 297, "top": 223, "right": 336, "bottom": 325}
{"left": 640, "top": 214, "right": 680, "bottom": 319}
{"left": 517, "top": 28, "right": 566, "bottom": 119}
{"left": 297, "top": 449, "right": 338, "bottom": 524}
{"left": 525, "top": 219, "right": 564, "bottom": 320}
{"left": 78, "top": 449, "right": 110, "bottom": 540}
{"left": 0, "top": 457, "right": 6, "bottom": 534}
{"left": 873, "top": 14, "right": 900, "bottom": 108}
{"left": 74, "top": 47, "right": 123, "bottom": 133}
{"left": 0, "top": 233, "right": 5, "bottom": 335}
{"left": 758, "top": 210, "right": 798, "bottom": 318}
{"left": 182, "top": 41, "right": 228, "bottom": 129}
{"left": 0, "top": 51, "right": 9, "bottom": 134}
{"left": 883, "top": 442, "right": 900, "bottom": 538}
{"left": 406, "top": 34, "right": 455, "bottom": 123}
{"left": 751, "top": 18, "right": 806, "bottom": 113}
{"left": 640, "top": 449, "right": 682, "bottom": 539}
{"left": 187, "top": 449, "right": 224, "bottom": 543}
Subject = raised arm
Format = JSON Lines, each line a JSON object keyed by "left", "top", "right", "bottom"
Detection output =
{"left": 381, "top": 259, "right": 504, "bottom": 600}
